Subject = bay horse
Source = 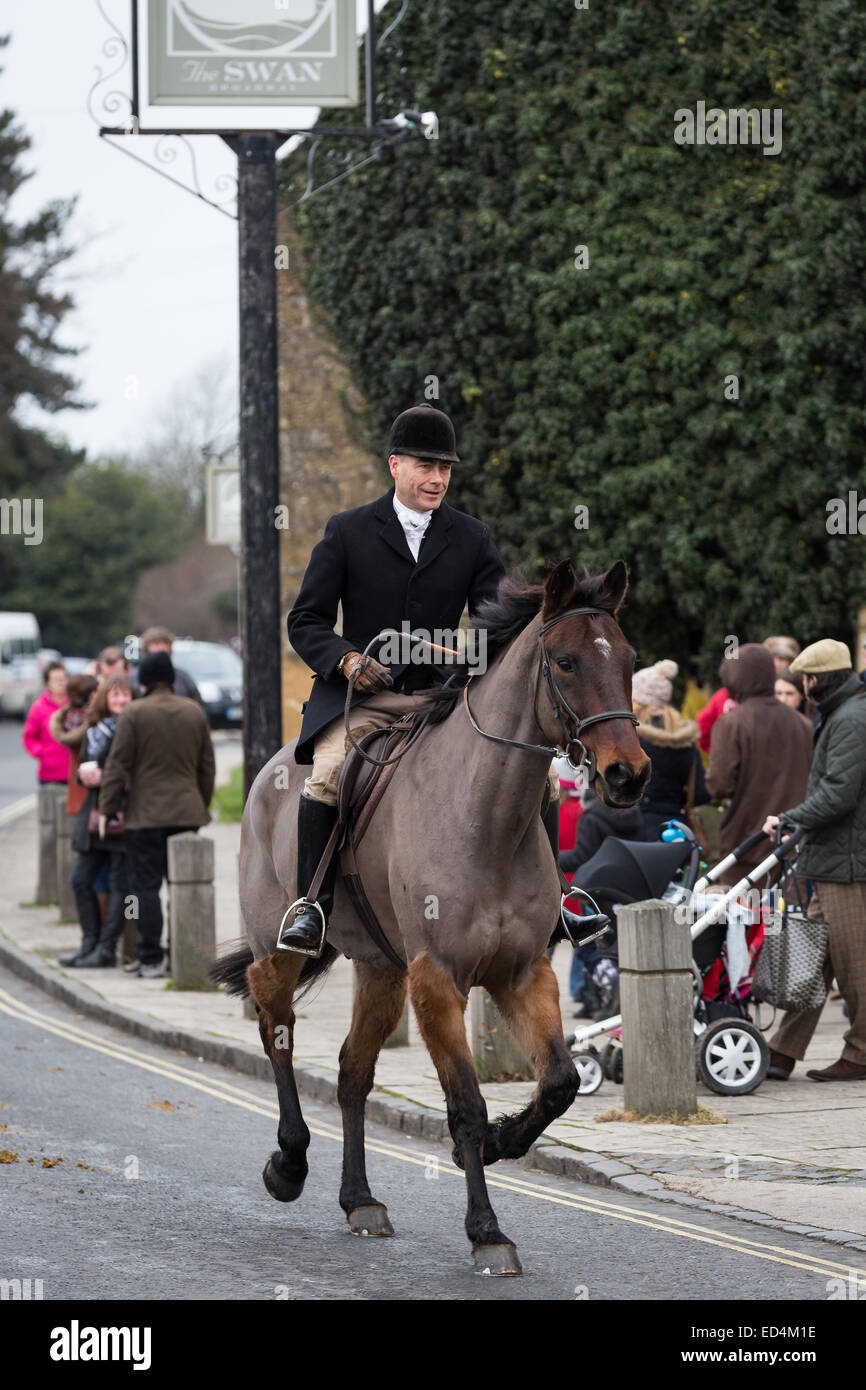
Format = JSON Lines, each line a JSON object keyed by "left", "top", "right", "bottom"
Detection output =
{"left": 212, "top": 559, "right": 650, "bottom": 1274}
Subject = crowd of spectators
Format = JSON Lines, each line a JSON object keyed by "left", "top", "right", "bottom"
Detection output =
{"left": 558, "top": 632, "right": 866, "bottom": 1083}
{"left": 22, "top": 631, "right": 214, "bottom": 980}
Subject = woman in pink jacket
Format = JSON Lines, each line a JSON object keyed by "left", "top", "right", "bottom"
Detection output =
{"left": 22, "top": 663, "right": 70, "bottom": 784}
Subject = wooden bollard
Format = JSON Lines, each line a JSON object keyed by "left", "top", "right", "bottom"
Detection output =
{"left": 119, "top": 917, "right": 138, "bottom": 966}
{"left": 167, "top": 833, "right": 216, "bottom": 990}
{"left": 238, "top": 853, "right": 258, "bottom": 1019}
{"left": 36, "top": 784, "right": 62, "bottom": 904}
{"left": 618, "top": 899, "right": 697, "bottom": 1118}
{"left": 55, "top": 799, "right": 77, "bottom": 922}
{"left": 383, "top": 999, "right": 410, "bottom": 1048}
{"left": 470, "top": 988, "right": 535, "bottom": 1083}
{"left": 350, "top": 972, "right": 409, "bottom": 1045}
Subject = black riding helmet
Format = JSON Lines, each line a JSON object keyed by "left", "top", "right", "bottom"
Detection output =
{"left": 388, "top": 404, "right": 460, "bottom": 463}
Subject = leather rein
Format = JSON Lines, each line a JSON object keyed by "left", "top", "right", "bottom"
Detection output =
{"left": 344, "top": 607, "right": 637, "bottom": 781}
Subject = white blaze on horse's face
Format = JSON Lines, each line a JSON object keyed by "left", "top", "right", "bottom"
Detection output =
{"left": 594, "top": 637, "right": 613, "bottom": 660}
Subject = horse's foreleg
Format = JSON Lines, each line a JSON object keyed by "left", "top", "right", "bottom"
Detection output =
{"left": 485, "top": 955, "right": 579, "bottom": 1163}
{"left": 408, "top": 953, "right": 522, "bottom": 1275}
{"left": 247, "top": 952, "right": 309, "bottom": 1202}
{"left": 337, "top": 961, "right": 407, "bottom": 1236}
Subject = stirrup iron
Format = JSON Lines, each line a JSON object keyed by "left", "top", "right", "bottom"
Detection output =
{"left": 276, "top": 897, "right": 327, "bottom": 958}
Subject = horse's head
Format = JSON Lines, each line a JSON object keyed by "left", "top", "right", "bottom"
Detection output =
{"left": 538, "top": 559, "right": 651, "bottom": 808}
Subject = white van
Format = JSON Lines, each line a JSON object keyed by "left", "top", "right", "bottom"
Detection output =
{"left": 0, "top": 612, "right": 43, "bottom": 718}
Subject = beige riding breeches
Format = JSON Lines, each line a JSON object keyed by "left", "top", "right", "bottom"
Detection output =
{"left": 303, "top": 691, "right": 438, "bottom": 805}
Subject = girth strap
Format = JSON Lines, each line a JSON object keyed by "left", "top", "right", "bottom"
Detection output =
{"left": 340, "top": 841, "right": 407, "bottom": 973}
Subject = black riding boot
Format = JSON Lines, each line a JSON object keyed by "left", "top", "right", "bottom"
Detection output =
{"left": 60, "top": 885, "right": 102, "bottom": 966}
{"left": 276, "top": 796, "right": 339, "bottom": 956}
{"left": 75, "top": 892, "right": 126, "bottom": 967}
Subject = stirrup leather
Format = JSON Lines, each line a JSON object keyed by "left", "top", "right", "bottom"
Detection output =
{"left": 276, "top": 897, "right": 327, "bottom": 958}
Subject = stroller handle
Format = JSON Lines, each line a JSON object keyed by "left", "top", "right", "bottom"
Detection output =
{"left": 775, "top": 824, "right": 804, "bottom": 856}
{"left": 732, "top": 829, "right": 769, "bottom": 858}
{"left": 694, "top": 824, "right": 803, "bottom": 893}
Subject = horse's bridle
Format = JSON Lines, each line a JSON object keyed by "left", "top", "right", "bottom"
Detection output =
{"left": 463, "top": 606, "right": 638, "bottom": 783}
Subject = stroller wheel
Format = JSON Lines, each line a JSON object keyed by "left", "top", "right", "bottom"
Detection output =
{"left": 601, "top": 1038, "right": 623, "bottom": 1084}
{"left": 697, "top": 1018, "right": 769, "bottom": 1096}
{"left": 572, "top": 1052, "right": 604, "bottom": 1095}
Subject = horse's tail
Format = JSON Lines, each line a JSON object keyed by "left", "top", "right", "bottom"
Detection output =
{"left": 294, "top": 943, "right": 339, "bottom": 1001}
{"left": 209, "top": 941, "right": 254, "bottom": 997}
{"left": 209, "top": 939, "right": 339, "bottom": 1002}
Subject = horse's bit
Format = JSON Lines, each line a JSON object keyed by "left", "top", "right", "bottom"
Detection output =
{"left": 462, "top": 606, "right": 638, "bottom": 784}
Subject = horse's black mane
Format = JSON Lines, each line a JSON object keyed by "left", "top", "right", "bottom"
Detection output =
{"left": 422, "top": 568, "right": 616, "bottom": 720}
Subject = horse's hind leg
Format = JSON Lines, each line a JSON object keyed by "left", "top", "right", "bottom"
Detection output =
{"left": 408, "top": 953, "right": 522, "bottom": 1275}
{"left": 485, "top": 955, "right": 579, "bottom": 1163}
{"left": 338, "top": 962, "right": 407, "bottom": 1236}
{"left": 247, "top": 952, "right": 309, "bottom": 1202}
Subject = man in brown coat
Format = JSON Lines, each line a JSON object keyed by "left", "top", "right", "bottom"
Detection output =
{"left": 99, "top": 652, "right": 215, "bottom": 978}
{"left": 707, "top": 644, "right": 813, "bottom": 885}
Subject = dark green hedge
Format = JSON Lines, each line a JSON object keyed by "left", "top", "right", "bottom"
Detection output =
{"left": 281, "top": 1, "right": 866, "bottom": 678}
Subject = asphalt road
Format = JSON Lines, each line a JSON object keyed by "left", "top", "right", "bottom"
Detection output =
{"left": 0, "top": 718, "right": 37, "bottom": 812}
{"left": 1, "top": 967, "right": 862, "bottom": 1306}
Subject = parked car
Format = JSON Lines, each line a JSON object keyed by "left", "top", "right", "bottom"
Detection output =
{"left": 170, "top": 640, "right": 243, "bottom": 728}
{"left": 0, "top": 655, "right": 43, "bottom": 719}
{"left": 0, "top": 612, "right": 42, "bottom": 718}
{"left": 62, "top": 657, "right": 96, "bottom": 677}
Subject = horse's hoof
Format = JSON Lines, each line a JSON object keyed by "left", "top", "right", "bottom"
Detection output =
{"left": 347, "top": 1204, "right": 394, "bottom": 1237}
{"left": 262, "top": 1155, "right": 306, "bottom": 1203}
{"left": 473, "top": 1243, "right": 522, "bottom": 1276}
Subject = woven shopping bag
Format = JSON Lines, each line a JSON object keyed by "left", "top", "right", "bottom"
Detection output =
{"left": 751, "top": 874, "right": 829, "bottom": 1014}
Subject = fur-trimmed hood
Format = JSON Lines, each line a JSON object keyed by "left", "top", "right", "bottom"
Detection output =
{"left": 48, "top": 706, "right": 90, "bottom": 747}
{"left": 636, "top": 717, "right": 700, "bottom": 749}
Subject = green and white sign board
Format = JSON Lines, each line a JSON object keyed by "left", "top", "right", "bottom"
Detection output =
{"left": 142, "top": 0, "right": 358, "bottom": 117}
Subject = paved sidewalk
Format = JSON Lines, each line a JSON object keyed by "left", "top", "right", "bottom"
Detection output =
{"left": 2, "top": 787, "right": 866, "bottom": 1251}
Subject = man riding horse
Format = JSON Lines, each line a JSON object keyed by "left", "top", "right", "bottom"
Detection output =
{"left": 279, "top": 403, "right": 513, "bottom": 955}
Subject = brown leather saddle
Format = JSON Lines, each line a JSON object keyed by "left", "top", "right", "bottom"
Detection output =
{"left": 331, "top": 713, "right": 431, "bottom": 971}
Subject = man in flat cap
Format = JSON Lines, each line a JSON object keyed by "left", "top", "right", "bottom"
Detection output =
{"left": 763, "top": 638, "right": 866, "bottom": 1082}
{"left": 280, "top": 404, "right": 506, "bottom": 955}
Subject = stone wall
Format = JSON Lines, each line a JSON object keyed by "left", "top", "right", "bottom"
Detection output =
{"left": 277, "top": 214, "right": 384, "bottom": 744}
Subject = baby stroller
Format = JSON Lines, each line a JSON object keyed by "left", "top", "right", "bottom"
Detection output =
{"left": 566, "top": 829, "right": 703, "bottom": 1019}
{"left": 563, "top": 824, "right": 803, "bottom": 1098}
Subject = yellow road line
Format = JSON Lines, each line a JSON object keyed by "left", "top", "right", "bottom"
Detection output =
{"left": 1, "top": 985, "right": 863, "bottom": 1281}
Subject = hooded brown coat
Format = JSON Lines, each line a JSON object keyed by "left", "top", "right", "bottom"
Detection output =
{"left": 98, "top": 684, "right": 214, "bottom": 830}
{"left": 707, "top": 645, "right": 813, "bottom": 873}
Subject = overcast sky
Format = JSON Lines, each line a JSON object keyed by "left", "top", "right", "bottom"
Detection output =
{"left": 3, "top": 0, "right": 388, "bottom": 461}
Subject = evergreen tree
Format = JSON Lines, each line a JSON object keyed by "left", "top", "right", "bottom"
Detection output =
{"left": 0, "top": 35, "right": 87, "bottom": 597}
{"left": 7, "top": 460, "right": 195, "bottom": 652}
{"left": 285, "top": 1, "right": 866, "bottom": 679}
